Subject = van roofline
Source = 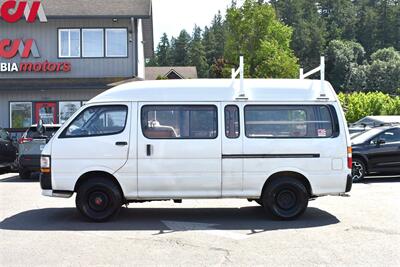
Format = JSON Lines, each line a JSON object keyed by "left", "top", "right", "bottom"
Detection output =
{"left": 89, "top": 79, "right": 338, "bottom": 103}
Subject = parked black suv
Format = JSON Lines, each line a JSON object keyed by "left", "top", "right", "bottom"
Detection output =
{"left": 0, "top": 128, "right": 17, "bottom": 171}
{"left": 351, "top": 126, "right": 400, "bottom": 182}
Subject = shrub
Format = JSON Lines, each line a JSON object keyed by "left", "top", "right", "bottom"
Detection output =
{"left": 338, "top": 92, "right": 400, "bottom": 123}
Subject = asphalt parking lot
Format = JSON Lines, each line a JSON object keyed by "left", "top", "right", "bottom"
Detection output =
{"left": 1, "top": 172, "right": 399, "bottom": 266}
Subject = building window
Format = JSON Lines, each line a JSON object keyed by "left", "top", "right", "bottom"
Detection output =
{"left": 82, "top": 29, "right": 104, "bottom": 58}
{"left": 10, "top": 102, "right": 32, "bottom": 128}
{"left": 59, "top": 29, "right": 80, "bottom": 58}
{"left": 141, "top": 105, "right": 218, "bottom": 139}
{"left": 244, "top": 105, "right": 334, "bottom": 138}
{"left": 59, "top": 102, "right": 82, "bottom": 124}
{"left": 106, "top": 29, "right": 128, "bottom": 57}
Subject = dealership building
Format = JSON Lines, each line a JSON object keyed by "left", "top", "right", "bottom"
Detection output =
{"left": 0, "top": 0, "right": 153, "bottom": 131}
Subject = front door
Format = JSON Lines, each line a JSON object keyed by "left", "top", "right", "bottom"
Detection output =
{"left": 137, "top": 103, "right": 222, "bottom": 198}
{"left": 51, "top": 103, "right": 131, "bottom": 186}
{"left": 35, "top": 102, "right": 57, "bottom": 124}
{"left": 368, "top": 128, "right": 400, "bottom": 173}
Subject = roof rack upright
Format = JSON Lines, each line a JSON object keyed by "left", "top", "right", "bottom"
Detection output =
{"left": 232, "top": 56, "right": 247, "bottom": 100}
{"left": 300, "top": 56, "right": 326, "bottom": 98}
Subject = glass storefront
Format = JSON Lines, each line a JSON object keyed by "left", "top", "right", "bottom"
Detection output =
{"left": 9, "top": 101, "right": 86, "bottom": 128}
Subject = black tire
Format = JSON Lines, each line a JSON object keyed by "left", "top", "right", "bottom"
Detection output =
{"left": 352, "top": 159, "right": 366, "bottom": 183}
{"left": 19, "top": 169, "right": 31, "bottom": 179}
{"left": 262, "top": 177, "right": 309, "bottom": 220}
{"left": 76, "top": 177, "right": 123, "bottom": 222}
{"left": 255, "top": 199, "right": 263, "bottom": 206}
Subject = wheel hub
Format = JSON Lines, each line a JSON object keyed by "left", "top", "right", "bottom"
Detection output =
{"left": 88, "top": 191, "right": 109, "bottom": 212}
{"left": 276, "top": 190, "right": 296, "bottom": 210}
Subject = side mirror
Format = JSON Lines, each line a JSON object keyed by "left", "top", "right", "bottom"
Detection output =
{"left": 376, "top": 139, "right": 386, "bottom": 146}
{"left": 37, "top": 119, "right": 45, "bottom": 135}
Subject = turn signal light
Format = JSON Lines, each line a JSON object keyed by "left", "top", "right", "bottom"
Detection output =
{"left": 347, "top": 147, "right": 352, "bottom": 169}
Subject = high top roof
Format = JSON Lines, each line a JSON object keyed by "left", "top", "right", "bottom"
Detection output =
{"left": 90, "top": 79, "right": 338, "bottom": 103}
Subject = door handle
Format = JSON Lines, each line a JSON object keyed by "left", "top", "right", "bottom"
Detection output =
{"left": 115, "top": 141, "right": 128, "bottom": 146}
{"left": 146, "top": 144, "right": 152, "bottom": 156}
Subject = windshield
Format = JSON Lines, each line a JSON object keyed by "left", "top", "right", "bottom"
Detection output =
{"left": 351, "top": 128, "right": 382, "bottom": 145}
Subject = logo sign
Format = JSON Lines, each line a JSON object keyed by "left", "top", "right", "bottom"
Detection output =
{"left": 0, "top": 0, "right": 47, "bottom": 23}
{"left": 0, "top": 39, "right": 40, "bottom": 58}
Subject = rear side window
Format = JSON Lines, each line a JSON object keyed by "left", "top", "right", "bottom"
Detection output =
{"left": 225, "top": 105, "right": 240, "bottom": 138}
{"left": 141, "top": 105, "right": 218, "bottom": 139}
{"left": 244, "top": 105, "right": 334, "bottom": 138}
{"left": 61, "top": 105, "right": 127, "bottom": 138}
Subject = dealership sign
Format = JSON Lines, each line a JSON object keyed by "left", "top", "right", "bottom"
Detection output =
{"left": 0, "top": 1, "right": 71, "bottom": 73}
{"left": 0, "top": 0, "right": 47, "bottom": 23}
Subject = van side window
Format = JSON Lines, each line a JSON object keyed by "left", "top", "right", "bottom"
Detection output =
{"left": 244, "top": 105, "right": 334, "bottom": 138}
{"left": 61, "top": 105, "right": 127, "bottom": 138}
{"left": 225, "top": 105, "right": 240, "bottom": 138}
{"left": 141, "top": 105, "right": 218, "bottom": 139}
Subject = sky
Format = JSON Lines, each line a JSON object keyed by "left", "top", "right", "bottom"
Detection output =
{"left": 152, "top": 0, "right": 243, "bottom": 46}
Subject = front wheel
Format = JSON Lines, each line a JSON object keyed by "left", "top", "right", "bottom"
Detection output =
{"left": 352, "top": 159, "right": 366, "bottom": 183}
{"left": 76, "top": 177, "right": 123, "bottom": 222}
{"left": 262, "top": 177, "right": 309, "bottom": 220}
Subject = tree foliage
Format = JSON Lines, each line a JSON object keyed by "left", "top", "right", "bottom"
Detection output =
{"left": 224, "top": 0, "right": 299, "bottom": 78}
{"left": 339, "top": 92, "right": 400, "bottom": 122}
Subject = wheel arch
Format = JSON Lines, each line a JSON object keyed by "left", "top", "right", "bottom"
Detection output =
{"left": 261, "top": 171, "right": 313, "bottom": 198}
{"left": 74, "top": 171, "right": 126, "bottom": 201}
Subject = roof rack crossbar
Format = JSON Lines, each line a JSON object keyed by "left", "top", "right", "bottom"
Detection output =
{"left": 300, "top": 56, "right": 326, "bottom": 97}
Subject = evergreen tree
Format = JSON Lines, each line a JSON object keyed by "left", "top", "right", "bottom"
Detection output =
{"left": 271, "top": 0, "right": 326, "bottom": 70}
{"left": 155, "top": 33, "right": 172, "bottom": 66}
{"left": 170, "top": 30, "right": 191, "bottom": 66}
{"left": 189, "top": 26, "right": 209, "bottom": 78}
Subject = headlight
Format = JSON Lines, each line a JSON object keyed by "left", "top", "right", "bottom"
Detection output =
{"left": 40, "top": 156, "right": 51, "bottom": 173}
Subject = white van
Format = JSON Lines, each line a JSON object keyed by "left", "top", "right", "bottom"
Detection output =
{"left": 40, "top": 78, "right": 352, "bottom": 222}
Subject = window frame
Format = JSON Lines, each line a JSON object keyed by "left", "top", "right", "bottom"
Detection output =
{"left": 105, "top": 28, "right": 128, "bottom": 58}
{"left": 244, "top": 104, "right": 338, "bottom": 139}
{"left": 58, "top": 29, "right": 81, "bottom": 58}
{"left": 82, "top": 28, "right": 105, "bottom": 58}
{"left": 224, "top": 105, "right": 240, "bottom": 139}
{"left": 59, "top": 105, "right": 128, "bottom": 139}
{"left": 141, "top": 105, "right": 219, "bottom": 140}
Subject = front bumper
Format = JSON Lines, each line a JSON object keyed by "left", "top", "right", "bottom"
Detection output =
{"left": 41, "top": 190, "right": 73, "bottom": 198}
{"left": 40, "top": 172, "right": 73, "bottom": 198}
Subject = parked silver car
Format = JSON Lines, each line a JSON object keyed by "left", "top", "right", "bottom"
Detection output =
{"left": 18, "top": 123, "right": 60, "bottom": 179}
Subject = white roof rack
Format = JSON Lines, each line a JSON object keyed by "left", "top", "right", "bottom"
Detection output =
{"left": 300, "top": 56, "right": 327, "bottom": 98}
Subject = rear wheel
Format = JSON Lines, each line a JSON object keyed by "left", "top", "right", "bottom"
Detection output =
{"left": 76, "top": 177, "right": 123, "bottom": 222}
{"left": 262, "top": 177, "right": 309, "bottom": 220}
{"left": 352, "top": 159, "right": 366, "bottom": 183}
{"left": 19, "top": 169, "right": 31, "bottom": 179}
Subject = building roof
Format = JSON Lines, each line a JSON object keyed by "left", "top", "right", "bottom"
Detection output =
{"left": 0, "top": 78, "right": 133, "bottom": 91}
{"left": 90, "top": 79, "right": 338, "bottom": 103}
{"left": 30, "top": 0, "right": 152, "bottom": 18}
{"left": 145, "top": 67, "right": 198, "bottom": 80}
